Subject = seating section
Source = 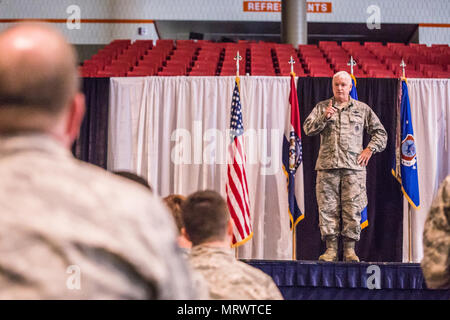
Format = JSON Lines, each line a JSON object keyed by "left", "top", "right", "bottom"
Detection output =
{"left": 299, "top": 42, "right": 334, "bottom": 77}
{"left": 79, "top": 40, "right": 450, "bottom": 78}
{"left": 274, "top": 44, "right": 306, "bottom": 76}
{"left": 220, "top": 43, "right": 250, "bottom": 76}
{"left": 190, "top": 41, "right": 223, "bottom": 76}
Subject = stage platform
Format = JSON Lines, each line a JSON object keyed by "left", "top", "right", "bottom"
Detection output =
{"left": 244, "top": 260, "right": 450, "bottom": 300}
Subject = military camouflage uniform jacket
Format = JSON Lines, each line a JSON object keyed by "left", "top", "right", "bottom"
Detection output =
{"left": 421, "top": 175, "right": 450, "bottom": 289}
{"left": 0, "top": 133, "right": 198, "bottom": 299}
{"left": 303, "top": 97, "right": 387, "bottom": 170}
{"left": 189, "top": 244, "right": 283, "bottom": 300}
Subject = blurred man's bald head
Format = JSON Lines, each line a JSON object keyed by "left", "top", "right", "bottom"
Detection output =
{"left": 0, "top": 23, "right": 80, "bottom": 132}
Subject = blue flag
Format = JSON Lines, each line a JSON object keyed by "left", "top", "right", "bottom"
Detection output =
{"left": 350, "top": 76, "right": 368, "bottom": 229}
{"left": 350, "top": 76, "right": 358, "bottom": 100}
{"left": 392, "top": 80, "right": 420, "bottom": 208}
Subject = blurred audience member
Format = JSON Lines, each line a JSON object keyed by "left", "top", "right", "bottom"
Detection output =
{"left": 164, "top": 194, "right": 210, "bottom": 299}
{"left": 421, "top": 175, "right": 450, "bottom": 289}
{"left": 0, "top": 23, "right": 196, "bottom": 299}
{"left": 163, "top": 194, "right": 192, "bottom": 257}
{"left": 113, "top": 170, "right": 153, "bottom": 192}
{"left": 182, "top": 190, "right": 284, "bottom": 300}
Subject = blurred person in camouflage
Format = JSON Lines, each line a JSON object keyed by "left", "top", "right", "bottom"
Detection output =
{"left": 303, "top": 71, "right": 387, "bottom": 262}
{"left": 163, "top": 193, "right": 211, "bottom": 299}
{"left": 421, "top": 175, "right": 450, "bottom": 289}
{"left": 0, "top": 23, "right": 197, "bottom": 299}
{"left": 182, "top": 190, "right": 283, "bottom": 300}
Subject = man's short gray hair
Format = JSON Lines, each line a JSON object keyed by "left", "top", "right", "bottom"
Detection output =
{"left": 333, "top": 71, "right": 352, "bottom": 83}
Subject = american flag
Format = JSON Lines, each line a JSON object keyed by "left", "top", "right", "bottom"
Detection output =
{"left": 226, "top": 79, "right": 253, "bottom": 247}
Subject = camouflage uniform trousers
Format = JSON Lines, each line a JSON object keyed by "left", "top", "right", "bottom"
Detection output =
{"left": 316, "top": 169, "right": 368, "bottom": 241}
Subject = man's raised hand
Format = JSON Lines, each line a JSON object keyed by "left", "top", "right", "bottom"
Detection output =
{"left": 325, "top": 100, "right": 336, "bottom": 119}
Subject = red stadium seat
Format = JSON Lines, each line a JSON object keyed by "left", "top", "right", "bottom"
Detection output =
{"left": 368, "top": 69, "right": 395, "bottom": 78}
{"left": 96, "top": 70, "right": 120, "bottom": 77}
{"left": 310, "top": 71, "right": 334, "bottom": 77}
{"left": 79, "top": 39, "right": 450, "bottom": 78}
{"left": 427, "top": 71, "right": 450, "bottom": 78}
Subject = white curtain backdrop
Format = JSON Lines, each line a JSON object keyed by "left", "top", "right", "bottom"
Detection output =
{"left": 108, "top": 76, "right": 299, "bottom": 260}
{"left": 405, "top": 79, "right": 450, "bottom": 262}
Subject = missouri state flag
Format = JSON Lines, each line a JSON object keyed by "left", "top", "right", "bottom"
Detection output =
{"left": 392, "top": 79, "right": 420, "bottom": 208}
{"left": 282, "top": 74, "right": 305, "bottom": 230}
{"left": 350, "top": 75, "right": 369, "bottom": 230}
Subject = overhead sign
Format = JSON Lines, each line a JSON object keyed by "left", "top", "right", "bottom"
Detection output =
{"left": 307, "top": 2, "right": 332, "bottom": 13}
{"left": 243, "top": 1, "right": 281, "bottom": 12}
{"left": 243, "top": 1, "right": 332, "bottom": 13}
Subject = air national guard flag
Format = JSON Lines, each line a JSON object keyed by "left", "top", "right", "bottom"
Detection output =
{"left": 392, "top": 79, "right": 420, "bottom": 208}
{"left": 350, "top": 76, "right": 368, "bottom": 230}
{"left": 226, "top": 77, "right": 253, "bottom": 247}
{"left": 282, "top": 74, "right": 304, "bottom": 230}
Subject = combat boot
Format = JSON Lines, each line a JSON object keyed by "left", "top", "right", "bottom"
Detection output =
{"left": 319, "top": 236, "right": 338, "bottom": 262}
{"left": 343, "top": 238, "right": 360, "bottom": 262}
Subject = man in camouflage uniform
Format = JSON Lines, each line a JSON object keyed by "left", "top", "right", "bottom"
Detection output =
{"left": 421, "top": 175, "right": 450, "bottom": 289}
{"left": 0, "top": 23, "right": 198, "bottom": 299}
{"left": 303, "top": 71, "right": 387, "bottom": 262}
{"left": 182, "top": 190, "right": 284, "bottom": 300}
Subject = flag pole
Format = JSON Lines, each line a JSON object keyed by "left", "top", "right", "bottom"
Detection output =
{"left": 348, "top": 56, "right": 357, "bottom": 76}
{"left": 233, "top": 50, "right": 242, "bottom": 260}
{"left": 404, "top": 60, "right": 411, "bottom": 262}
{"left": 400, "top": 59, "right": 412, "bottom": 262}
{"left": 289, "top": 55, "right": 295, "bottom": 76}
{"left": 292, "top": 228, "right": 296, "bottom": 260}
{"left": 234, "top": 51, "right": 242, "bottom": 89}
{"left": 408, "top": 204, "right": 412, "bottom": 262}
{"left": 288, "top": 56, "right": 297, "bottom": 261}
{"left": 400, "top": 59, "right": 407, "bottom": 81}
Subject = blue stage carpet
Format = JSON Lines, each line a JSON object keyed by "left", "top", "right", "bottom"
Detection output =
{"left": 244, "top": 260, "right": 450, "bottom": 300}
